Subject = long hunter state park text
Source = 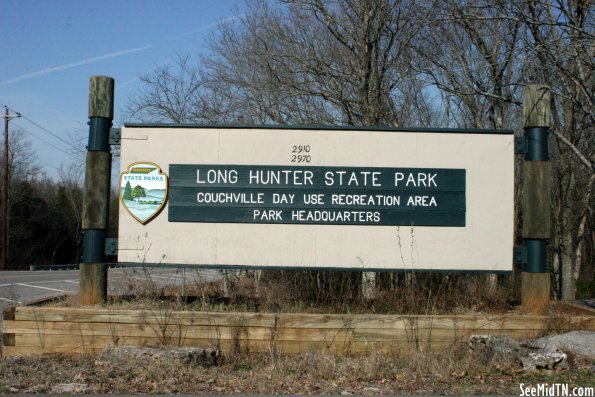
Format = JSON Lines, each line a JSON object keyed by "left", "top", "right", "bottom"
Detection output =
{"left": 168, "top": 165, "right": 466, "bottom": 227}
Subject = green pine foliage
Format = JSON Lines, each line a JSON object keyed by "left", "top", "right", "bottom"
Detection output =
{"left": 123, "top": 181, "right": 133, "bottom": 201}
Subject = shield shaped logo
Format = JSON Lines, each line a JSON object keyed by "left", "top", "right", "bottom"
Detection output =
{"left": 120, "top": 162, "right": 168, "bottom": 224}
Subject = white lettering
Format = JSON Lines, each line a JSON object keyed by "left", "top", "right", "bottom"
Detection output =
{"left": 249, "top": 169, "right": 314, "bottom": 186}
{"left": 253, "top": 209, "right": 283, "bottom": 221}
{"left": 304, "top": 193, "right": 325, "bottom": 205}
{"left": 395, "top": 172, "right": 404, "bottom": 186}
{"left": 336, "top": 171, "right": 346, "bottom": 185}
{"left": 406, "top": 195, "right": 437, "bottom": 207}
{"left": 428, "top": 173, "right": 437, "bottom": 187}
{"left": 324, "top": 171, "right": 334, "bottom": 186}
{"left": 418, "top": 172, "right": 427, "bottom": 186}
{"left": 197, "top": 169, "right": 237, "bottom": 184}
{"left": 326, "top": 171, "right": 384, "bottom": 187}
{"left": 273, "top": 193, "right": 295, "bottom": 204}
{"left": 372, "top": 172, "right": 381, "bottom": 186}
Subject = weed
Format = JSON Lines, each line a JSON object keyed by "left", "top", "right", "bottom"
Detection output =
{"left": 107, "top": 309, "right": 120, "bottom": 346}
{"left": 126, "top": 372, "right": 135, "bottom": 381}
{"left": 232, "top": 361, "right": 253, "bottom": 371}
{"left": 230, "top": 316, "right": 248, "bottom": 356}
{"left": 147, "top": 303, "right": 187, "bottom": 346}
{"left": 33, "top": 309, "right": 46, "bottom": 352}
{"left": 539, "top": 301, "right": 592, "bottom": 337}
{"left": 46, "top": 266, "right": 514, "bottom": 316}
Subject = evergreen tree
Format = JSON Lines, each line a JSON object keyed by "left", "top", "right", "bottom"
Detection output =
{"left": 123, "top": 181, "right": 133, "bottom": 201}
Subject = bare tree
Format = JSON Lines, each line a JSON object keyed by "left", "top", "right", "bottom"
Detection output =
{"left": 414, "top": 1, "right": 524, "bottom": 129}
{"left": 127, "top": 1, "right": 440, "bottom": 128}
{"left": 198, "top": 0, "right": 438, "bottom": 126}
{"left": 2, "top": 129, "right": 41, "bottom": 184}
{"left": 414, "top": 0, "right": 593, "bottom": 300}
{"left": 126, "top": 55, "right": 204, "bottom": 123}
{"left": 56, "top": 163, "right": 84, "bottom": 263}
{"left": 516, "top": 0, "right": 593, "bottom": 300}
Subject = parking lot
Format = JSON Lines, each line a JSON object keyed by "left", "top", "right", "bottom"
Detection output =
{"left": 0, "top": 266, "right": 222, "bottom": 324}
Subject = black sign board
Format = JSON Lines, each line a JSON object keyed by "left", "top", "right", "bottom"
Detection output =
{"left": 168, "top": 164, "right": 466, "bottom": 226}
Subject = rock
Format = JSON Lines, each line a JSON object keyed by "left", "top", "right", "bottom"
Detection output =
{"left": 469, "top": 332, "right": 593, "bottom": 372}
{"left": 50, "top": 383, "right": 91, "bottom": 393}
{"left": 523, "top": 331, "right": 595, "bottom": 361}
{"left": 99, "top": 346, "right": 220, "bottom": 366}
{"left": 520, "top": 352, "right": 569, "bottom": 372}
{"left": 24, "top": 385, "right": 47, "bottom": 393}
{"left": 469, "top": 334, "right": 520, "bottom": 355}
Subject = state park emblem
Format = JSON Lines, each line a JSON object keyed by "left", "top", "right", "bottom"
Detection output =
{"left": 120, "top": 162, "right": 168, "bottom": 224}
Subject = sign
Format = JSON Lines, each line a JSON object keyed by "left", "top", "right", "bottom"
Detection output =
{"left": 120, "top": 162, "right": 168, "bottom": 224}
{"left": 168, "top": 165, "right": 466, "bottom": 226}
{"left": 118, "top": 125, "right": 514, "bottom": 272}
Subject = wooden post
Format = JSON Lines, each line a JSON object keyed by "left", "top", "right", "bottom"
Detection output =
{"left": 521, "top": 85, "right": 551, "bottom": 313}
{"left": 80, "top": 76, "right": 114, "bottom": 305}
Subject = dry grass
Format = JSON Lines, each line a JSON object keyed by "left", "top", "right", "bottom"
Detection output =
{"left": 4, "top": 271, "right": 593, "bottom": 394}
{"left": 45, "top": 270, "right": 515, "bottom": 316}
{"left": 0, "top": 345, "right": 593, "bottom": 394}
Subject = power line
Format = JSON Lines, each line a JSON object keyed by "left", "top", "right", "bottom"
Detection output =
{"left": 1, "top": 105, "right": 84, "bottom": 153}
{"left": 37, "top": 158, "right": 62, "bottom": 172}
{"left": 11, "top": 122, "right": 73, "bottom": 156}
{"left": 19, "top": 114, "right": 84, "bottom": 153}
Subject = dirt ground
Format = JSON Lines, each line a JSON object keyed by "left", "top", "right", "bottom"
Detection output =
{"left": 2, "top": 275, "right": 593, "bottom": 395}
{"left": 1, "top": 345, "right": 594, "bottom": 395}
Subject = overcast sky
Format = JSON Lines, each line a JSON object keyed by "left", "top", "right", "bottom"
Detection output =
{"left": 1, "top": 0, "right": 244, "bottom": 178}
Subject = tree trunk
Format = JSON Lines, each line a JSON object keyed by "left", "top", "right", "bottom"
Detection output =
{"left": 362, "top": 272, "right": 376, "bottom": 300}
{"left": 561, "top": 218, "right": 576, "bottom": 301}
{"left": 487, "top": 274, "right": 498, "bottom": 293}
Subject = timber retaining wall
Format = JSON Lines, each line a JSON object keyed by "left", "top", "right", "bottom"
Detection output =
{"left": 2, "top": 306, "right": 594, "bottom": 356}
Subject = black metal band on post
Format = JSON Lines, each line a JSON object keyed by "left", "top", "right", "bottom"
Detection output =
{"left": 88, "top": 117, "right": 112, "bottom": 152}
{"left": 525, "top": 127, "right": 549, "bottom": 162}
{"left": 82, "top": 229, "right": 106, "bottom": 263}
{"left": 524, "top": 124, "right": 549, "bottom": 274}
{"left": 83, "top": 116, "right": 112, "bottom": 263}
{"left": 524, "top": 239, "right": 547, "bottom": 273}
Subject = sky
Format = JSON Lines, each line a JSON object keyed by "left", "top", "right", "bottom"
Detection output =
{"left": 0, "top": 0, "right": 245, "bottom": 179}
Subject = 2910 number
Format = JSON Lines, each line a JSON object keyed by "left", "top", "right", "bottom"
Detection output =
{"left": 292, "top": 145, "right": 310, "bottom": 154}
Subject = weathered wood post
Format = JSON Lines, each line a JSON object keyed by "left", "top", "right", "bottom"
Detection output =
{"left": 80, "top": 76, "right": 114, "bottom": 305}
{"left": 521, "top": 85, "right": 551, "bottom": 313}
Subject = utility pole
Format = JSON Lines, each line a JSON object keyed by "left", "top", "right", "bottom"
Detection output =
{"left": 1, "top": 106, "right": 21, "bottom": 271}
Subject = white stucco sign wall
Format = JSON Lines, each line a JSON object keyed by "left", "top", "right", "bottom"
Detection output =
{"left": 118, "top": 125, "right": 514, "bottom": 272}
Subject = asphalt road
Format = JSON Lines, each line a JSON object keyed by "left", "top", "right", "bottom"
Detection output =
{"left": 0, "top": 267, "right": 222, "bottom": 326}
